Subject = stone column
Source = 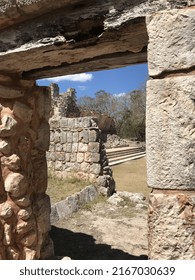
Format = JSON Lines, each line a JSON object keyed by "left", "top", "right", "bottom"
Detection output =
{"left": 146, "top": 8, "right": 195, "bottom": 259}
{"left": 0, "top": 78, "right": 53, "bottom": 259}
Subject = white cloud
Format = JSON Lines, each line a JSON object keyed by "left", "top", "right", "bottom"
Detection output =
{"left": 44, "top": 73, "right": 93, "bottom": 83}
{"left": 77, "top": 85, "right": 87, "bottom": 91}
{"left": 113, "top": 92, "right": 126, "bottom": 98}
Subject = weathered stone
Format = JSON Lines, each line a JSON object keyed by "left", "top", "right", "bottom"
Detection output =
{"left": 13, "top": 101, "right": 33, "bottom": 123}
{"left": 3, "top": 224, "right": 11, "bottom": 246}
{"left": 78, "top": 143, "right": 88, "bottom": 152}
{"left": 147, "top": 9, "right": 195, "bottom": 77}
{"left": 70, "top": 153, "right": 77, "bottom": 162}
{"left": 67, "top": 132, "right": 73, "bottom": 143}
{"left": 88, "top": 142, "right": 100, "bottom": 153}
{"left": 16, "top": 219, "right": 35, "bottom": 235}
{"left": 33, "top": 194, "right": 51, "bottom": 234}
{"left": 77, "top": 153, "right": 84, "bottom": 163}
{"left": 60, "top": 131, "right": 67, "bottom": 144}
{"left": 35, "top": 122, "right": 50, "bottom": 151}
{"left": 85, "top": 152, "right": 100, "bottom": 163}
{"left": 5, "top": 172, "right": 28, "bottom": 198}
{"left": 90, "top": 163, "right": 101, "bottom": 175}
{"left": 1, "top": 154, "right": 21, "bottom": 171}
{"left": 0, "top": 85, "right": 24, "bottom": 99}
{"left": 57, "top": 152, "right": 65, "bottom": 161}
{"left": 65, "top": 153, "right": 70, "bottom": 162}
{"left": 79, "top": 130, "right": 89, "bottom": 143}
{"left": 36, "top": 88, "right": 51, "bottom": 120}
{"left": 147, "top": 76, "right": 195, "bottom": 190}
{"left": 56, "top": 143, "right": 63, "bottom": 152}
{"left": 0, "top": 203, "right": 13, "bottom": 219}
{"left": 80, "top": 162, "right": 90, "bottom": 172}
{"left": 55, "top": 161, "right": 63, "bottom": 171}
{"left": 6, "top": 246, "right": 20, "bottom": 260}
{"left": 148, "top": 191, "right": 195, "bottom": 260}
{"left": 67, "top": 118, "right": 75, "bottom": 128}
{"left": 18, "top": 208, "right": 32, "bottom": 221}
{"left": 14, "top": 196, "right": 31, "bottom": 207}
{"left": 0, "top": 139, "right": 11, "bottom": 155}
{"left": 53, "top": 131, "right": 60, "bottom": 143}
{"left": 20, "top": 231, "right": 37, "bottom": 247}
{"left": 89, "top": 130, "right": 98, "bottom": 142}
{"left": 23, "top": 247, "right": 36, "bottom": 260}
{"left": 71, "top": 143, "right": 77, "bottom": 152}
{"left": 0, "top": 114, "right": 17, "bottom": 137}
{"left": 73, "top": 132, "right": 79, "bottom": 142}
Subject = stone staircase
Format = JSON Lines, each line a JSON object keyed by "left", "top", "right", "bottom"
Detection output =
{"left": 106, "top": 146, "right": 146, "bottom": 166}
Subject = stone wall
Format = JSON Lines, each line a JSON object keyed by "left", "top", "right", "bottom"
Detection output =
{"left": 0, "top": 81, "right": 53, "bottom": 260}
{"left": 47, "top": 117, "right": 115, "bottom": 196}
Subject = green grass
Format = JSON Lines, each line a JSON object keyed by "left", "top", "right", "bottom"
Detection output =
{"left": 111, "top": 157, "right": 150, "bottom": 198}
{"left": 47, "top": 171, "right": 91, "bottom": 204}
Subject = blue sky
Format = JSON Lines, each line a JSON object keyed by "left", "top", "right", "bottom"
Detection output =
{"left": 37, "top": 63, "right": 148, "bottom": 98}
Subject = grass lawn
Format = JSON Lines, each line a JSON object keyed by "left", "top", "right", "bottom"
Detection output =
{"left": 111, "top": 157, "right": 150, "bottom": 198}
{"left": 47, "top": 157, "right": 149, "bottom": 204}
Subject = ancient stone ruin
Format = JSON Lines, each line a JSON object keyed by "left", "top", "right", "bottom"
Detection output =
{"left": 0, "top": 0, "right": 194, "bottom": 259}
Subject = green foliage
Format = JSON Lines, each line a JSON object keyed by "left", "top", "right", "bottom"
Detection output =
{"left": 78, "top": 86, "right": 146, "bottom": 141}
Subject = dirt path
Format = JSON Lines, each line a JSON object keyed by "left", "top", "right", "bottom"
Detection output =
{"left": 50, "top": 196, "right": 148, "bottom": 260}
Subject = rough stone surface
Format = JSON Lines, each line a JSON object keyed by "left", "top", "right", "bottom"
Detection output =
{"left": 0, "top": 84, "right": 53, "bottom": 260}
{"left": 148, "top": 191, "right": 195, "bottom": 260}
{"left": 147, "top": 9, "right": 195, "bottom": 77}
{"left": 147, "top": 76, "right": 195, "bottom": 190}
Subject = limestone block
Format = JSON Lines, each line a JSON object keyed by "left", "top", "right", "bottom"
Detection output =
{"left": 67, "top": 132, "right": 73, "bottom": 143}
{"left": 13, "top": 101, "right": 33, "bottom": 123}
{"left": 5, "top": 172, "right": 28, "bottom": 198}
{"left": 0, "top": 203, "right": 13, "bottom": 219}
{"left": 48, "top": 152, "right": 56, "bottom": 162}
{"left": 0, "top": 85, "right": 24, "bottom": 99}
{"left": 68, "top": 118, "right": 75, "bottom": 128}
{"left": 60, "top": 118, "right": 68, "bottom": 128}
{"left": 0, "top": 139, "right": 11, "bottom": 155}
{"left": 74, "top": 118, "right": 83, "bottom": 128}
{"left": 60, "top": 131, "right": 67, "bottom": 144}
{"left": 78, "top": 143, "right": 88, "bottom": 152}
{"left": 53, "top": 131, "right": 60, "bottom": 143}
{"left": 85, "top": 152, "right": 100, "bottom": 163}
{"left": 55, "top": 161, "right": 63, "bottom": 171}
{"left": 72, "top": 143, "right": 78, "bottom": 152}
{"left": 57, "top": 152, "right": 65, "bottom": 161}
{"left": 65, "top": 143, "right": 72, "bottom": 153}
{"left": 66, "top": 153, "right": 70, "bottom": 162}
{"left": 24, "top": 247, "right": 36, "bottom": 260}
{"left": 89, "top": 130, "right": 98, "bottom": 142}
{"left": 73, "top": 132, "right": 79, "bottom": 142}
{"left": 70, "top": 153, "right": 77, "bottom": 162}
{"left": 1, "top": 154, "right": 21, "bottom": 171}
{"left": 77, "top": 153, "right": 84, "bottom": 163}
{"left": 79, "top": 130, "right": 89, "bottom": 143}
{"left": 147, "top": 76, "right": 195, "bottom": 190}
{"left": 50, "top": 119, "right": 59, "bottom": 129}
{"left": 35, "top": 122, "right": 50, "bottom": 151}
{"left": 81, "top": 162, "right": 90, "bottom": 172}
{"left": 82, "top": 118, "right": 92, "bottom": 128}
{"left": 147, "top": 9, "right": 195, "bottom": 77}
{"left": 0, "top": 114, "right": 17, "bottom": 137}
{"left": 90, "top": 163, "right": 101, "bottom": 175}
{"left": 55, "top": 143, "right": 62, "bottom": 152}
{"left": 148, "top": 191, "right": 195, "bottom": 259}
{"left": 36, "top": 88, "right": 51, "bottom": 120}
{"left": 88, "top": 142, "right": 100, "bottom": 153}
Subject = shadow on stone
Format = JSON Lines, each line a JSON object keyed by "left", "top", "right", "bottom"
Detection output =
{"left": 50, "top": 226, "right": 148, "bottom": 260}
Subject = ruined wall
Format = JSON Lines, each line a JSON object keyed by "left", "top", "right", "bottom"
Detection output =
{"left": 0, "top": 81, "right": 53, "bottom": 259}
{"left": 47, "top": 117, "right": 115, "bottom": 196}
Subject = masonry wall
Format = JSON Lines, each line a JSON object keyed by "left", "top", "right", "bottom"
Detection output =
{"left": 47, "top": 117, "right": 115, "bottom": 196}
